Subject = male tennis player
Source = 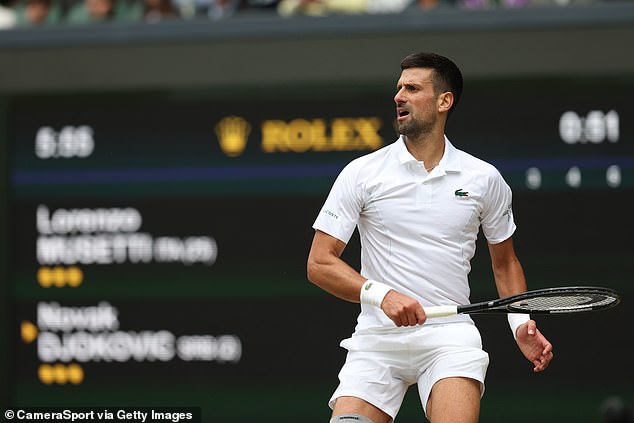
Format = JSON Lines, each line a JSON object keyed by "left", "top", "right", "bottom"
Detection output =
{"left": 307, "top": 52, "right": 554, "bottom": 423}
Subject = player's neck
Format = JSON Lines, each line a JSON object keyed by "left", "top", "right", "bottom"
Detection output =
{"left": 403, "top": 132, "right": 445, "bottom": 168}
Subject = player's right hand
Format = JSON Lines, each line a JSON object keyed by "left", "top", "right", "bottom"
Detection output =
{"left": 380, "top": 290, "right": 427, "bottom": 327}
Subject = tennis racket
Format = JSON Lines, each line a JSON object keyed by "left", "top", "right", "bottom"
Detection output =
{"left": 424, "top": 286, "right": 621, "bottom": 318}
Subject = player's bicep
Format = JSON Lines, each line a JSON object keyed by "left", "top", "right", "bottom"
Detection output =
{"left": 308, "top": 230, "right": 347, "bottom": 263}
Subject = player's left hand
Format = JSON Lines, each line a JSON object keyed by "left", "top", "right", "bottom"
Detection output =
{"left": 515, "top": 320, "right": 554, "bottom": 372}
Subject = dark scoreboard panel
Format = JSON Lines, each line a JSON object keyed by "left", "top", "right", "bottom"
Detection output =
{"left": 5, "top": 76, "right": 634, "bottom": 422}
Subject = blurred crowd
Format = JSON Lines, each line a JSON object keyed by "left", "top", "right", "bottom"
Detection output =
{"left": 0, "top": 0, "right": 609, "bottom": 29}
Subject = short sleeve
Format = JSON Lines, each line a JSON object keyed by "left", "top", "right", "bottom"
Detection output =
{"left": 480, "top": 169, "right": 516, "bottom": 244}
{"left": 312, "top": 161, "right": 364, "bottom": 244}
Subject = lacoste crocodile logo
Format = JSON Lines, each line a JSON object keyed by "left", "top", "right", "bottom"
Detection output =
{"left": 454, "top": 189, "right": 469, "bottom": 197}
{"left": 364, "top": 282, "right": 373, "bottom": 290}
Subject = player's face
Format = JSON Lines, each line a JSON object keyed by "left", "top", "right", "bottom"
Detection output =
{"left": 394, "top": 67, "right": 440, "bottom": 139}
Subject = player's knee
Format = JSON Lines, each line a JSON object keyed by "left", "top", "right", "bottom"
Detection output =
{"left": 330, "top": 414, "right": 375, "bottom": 423}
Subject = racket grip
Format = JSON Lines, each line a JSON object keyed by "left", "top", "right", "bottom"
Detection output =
{"left": 424, "top": 305, "right": 458, "bottom": 318}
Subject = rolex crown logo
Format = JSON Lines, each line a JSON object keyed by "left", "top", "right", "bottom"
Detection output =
{"left": 215, "top": 116, "right": 251, "bottom": 157}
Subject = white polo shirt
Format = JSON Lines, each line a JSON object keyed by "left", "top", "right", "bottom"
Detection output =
{"left": 313, "top": 135, "right": 516, "bottom": 333}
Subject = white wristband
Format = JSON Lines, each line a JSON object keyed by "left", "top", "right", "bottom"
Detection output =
{"left": 360, "top": 280, "right": 392, "bottom": 308}
{"left": 508, "top": 313, "right": 530, "bottom": 340}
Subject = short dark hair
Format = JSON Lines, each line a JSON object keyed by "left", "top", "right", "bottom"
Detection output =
{"left": 400, "top": 52, "right": 463, "bottom": 116}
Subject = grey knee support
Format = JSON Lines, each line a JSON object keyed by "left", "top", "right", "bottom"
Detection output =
{"left": 330, "top": 414, "right": 375, "bottom": 423}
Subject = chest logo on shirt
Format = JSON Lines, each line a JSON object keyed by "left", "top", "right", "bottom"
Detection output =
{"left": 454, "top": 189, "right": 469, "bottom": 197}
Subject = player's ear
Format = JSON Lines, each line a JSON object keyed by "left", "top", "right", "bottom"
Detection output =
{"left": 438, "top": 91, "right": 453, "bottom": 114}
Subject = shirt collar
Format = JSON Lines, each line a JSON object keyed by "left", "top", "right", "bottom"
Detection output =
{"left": 395, "top": 135, "right": 462, "bottom": 173}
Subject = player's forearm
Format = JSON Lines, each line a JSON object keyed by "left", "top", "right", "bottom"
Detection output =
{"left": 306, "top": 253, "right": 366, "bottom": 303}
{"left": 492, "top": 257, "right": 527, "bottom": 298}
{"left": 488, "top": 238, "right": 527, "bottom": 298}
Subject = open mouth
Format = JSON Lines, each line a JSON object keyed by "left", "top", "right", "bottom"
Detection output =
{"left": 397, "top": 109, "right": 410, "bottom": 120}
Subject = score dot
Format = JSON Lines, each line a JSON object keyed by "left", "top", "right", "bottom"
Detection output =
{"left": 52, "top": 267, "right": 66, "bottom": 288}
{"left": 67, "top": 266, "right": 84, "bottom": 287}
{"left": 525, "top": 167, "right": 542, "bottom": 190}
{"left": 37, "top": 267, "right": 53, "bottom": 288}
{"left": 606, "top": 165, "right": 621, "bottom": 188}
{"left": 53, "top": 363, "right": 68, "bottom": 384}
{"left": 38, "top": 364, "right": 55, "bottom": 385}
{"left": 67, "top": 363, "right": 84, "bottom": 384}
{"left": 566, "top": 166, "right": 582, "bottom": 188}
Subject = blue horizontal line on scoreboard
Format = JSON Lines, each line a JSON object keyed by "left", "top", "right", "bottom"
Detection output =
{"left": 10, "top": 156, "right": 634, "bottom": 186}
{"left": 11, "top": 163, "right": 347, "bottom": 185}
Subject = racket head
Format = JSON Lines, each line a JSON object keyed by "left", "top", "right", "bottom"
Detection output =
{"left": 505, "top": 286, "right": 621, "bottom": 314}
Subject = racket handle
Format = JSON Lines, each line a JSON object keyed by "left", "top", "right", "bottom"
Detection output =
{"left": 424, "top": 305, "right": 458, "bottom": 318}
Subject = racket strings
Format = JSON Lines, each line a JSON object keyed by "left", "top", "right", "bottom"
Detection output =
{"left": 510, "top": 294, "right": 617, "bottom": 312}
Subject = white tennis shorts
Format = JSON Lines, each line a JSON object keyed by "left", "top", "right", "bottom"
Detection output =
{"left": 328, "top": 322, "right": 489, "bottom": 422}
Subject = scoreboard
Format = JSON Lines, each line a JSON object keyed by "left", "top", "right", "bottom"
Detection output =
{"left": 4, "top": 75, "right": 634, "bottom": 422}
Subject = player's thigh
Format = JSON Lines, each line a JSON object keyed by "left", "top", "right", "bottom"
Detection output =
{"left": 415, "top": 323, "right": 488, "bottom": 419}
{"left": 332, "top": 396, "right": 391, "bottom": 423}
{"left": 330, "top": 349, "right": 411, "bottom": 421}
{"left": 426, "top": 377, "right": 481, "bottom": 423}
